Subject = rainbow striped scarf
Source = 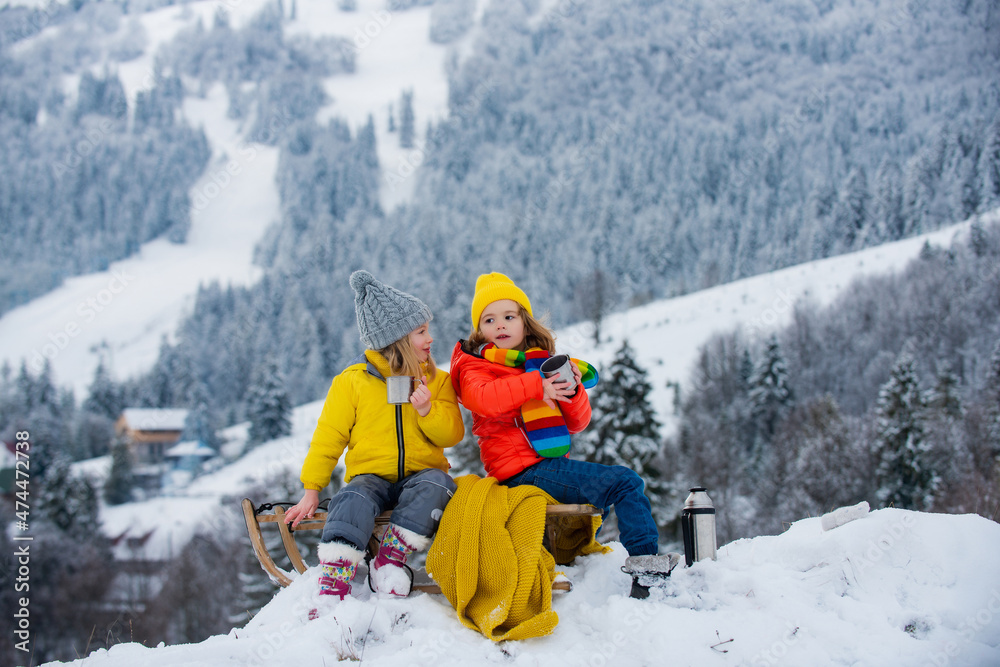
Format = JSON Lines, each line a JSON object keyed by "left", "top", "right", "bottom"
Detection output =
{"left": 479, "top": 344, "right": 599, "bottom": 457}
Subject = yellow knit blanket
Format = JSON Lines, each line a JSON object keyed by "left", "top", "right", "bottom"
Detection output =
{"left": 426, "top": 474, "right": 610, "bottom": 641}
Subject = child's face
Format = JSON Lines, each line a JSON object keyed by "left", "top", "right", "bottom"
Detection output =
{"left": 409, "top": 322, "right": 433, "bottom": 363}
{"left": 478, "top": 300, "right": 525, "bottom": 350}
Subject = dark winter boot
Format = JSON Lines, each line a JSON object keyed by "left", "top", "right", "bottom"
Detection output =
{"left": 622, "top": 553, "right": 681, "bottom": 599}
{"left": 309, "top": 541, "right": 363, "bottom": 619}
{"left": 369, "top": 524, "right": 430, "bottom": 598}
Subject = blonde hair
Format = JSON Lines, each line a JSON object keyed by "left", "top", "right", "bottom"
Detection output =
{"left": 379, "top": 336, "right": 437, "bottom": 381}
{"left": 468, "top": 304, "right": 556, "bottom": 354}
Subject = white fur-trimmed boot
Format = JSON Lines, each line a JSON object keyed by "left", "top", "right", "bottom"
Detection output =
{"left": 309, "top": 541, "right": 364, "bottom": 619}
{"left": 369, "top": 524, "right": 430, "bottom": 598}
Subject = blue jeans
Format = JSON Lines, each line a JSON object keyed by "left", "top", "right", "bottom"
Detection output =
{"left": 503, "top": 457, "right": 659, "bottom": 556}
{"left": 322, "top": 468, "right": 456, "bottom": 552}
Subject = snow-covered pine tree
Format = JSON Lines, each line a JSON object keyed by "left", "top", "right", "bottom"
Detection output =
{"left": 184, "top": 381, "right": 221, "bottom": 450}
{"left": 872, "top": 157, "right": 904, "bottom": 241}
{"left": 37, "top": 457, "right": 102, "bottom": 537}
{"left": 17, "top": 360, "right": 64, "bottom": 479}
{"left": 399, "top": 89, "right": 415, "bottom": 149}
{"left": 836, "top": 166, "right": 870, "bottom": 250}
{"left": 873, "top": 350, "right": 938, "bottom": 510}
{"left": 246, "top": 357, "right": 292, "bottom": 445}
{"left": 924, "top": 364, "right": 963, "bottom": 420}
{"left": 82, "top": 358, "right": 123, "bottom": 420}
{"left": 748, "top": 334, "right": 794, "bottom": 457}
{"left": 577, "top": 340, "right": 670, "bottom": 522}
{"left": 985, "top": 341, "right": 1000, "bottom": 457}
{"left": 923, "top": 363, "right": 976, "bottom": 511}
{"left": 745, "top": 335, "right": 794, "bottom": 532}
{"left": 980, "top": 111, "right": 1000, "bottom": 211}
{"left": 20, "top": 456, "right": 114, "bottom": 662}
{"left": 104, "top": 437, "right": 135, "bottom": 505}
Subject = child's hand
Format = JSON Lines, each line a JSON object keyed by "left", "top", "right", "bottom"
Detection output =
{"left": 410, "top": 375, "right": 432, "bottom": 417}
{"left": 284, "top": 489, "right": 320, "bottom": 527}
{"left": 541, "top": 374, "right": 575, "bottom": 410}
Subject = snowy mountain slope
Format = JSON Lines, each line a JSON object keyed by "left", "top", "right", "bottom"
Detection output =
{"left": 293, "top": 0, "right": 458, "bottom": 211}
{"left": 0, "top": 78, "right": 278, "bottom": 397}
{"left": 49, "top": 507, "right": 1000, "bottom": 667}
{"left": 553, "top": 211, "right": 994, "bottom": 437}
{"left": 0, "top": 0, "right": 456, "bottom": 397}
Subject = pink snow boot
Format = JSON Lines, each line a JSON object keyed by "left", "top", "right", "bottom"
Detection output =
{"left": 369, "top": 524, "right": 430, "bottom": 598}
{"left": 309, "top": 541, "right": 363, "bottom": 619}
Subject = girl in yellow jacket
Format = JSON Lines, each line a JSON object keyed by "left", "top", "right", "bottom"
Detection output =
{"left": 284, "top": 271, "right": 464, "bottom": 610}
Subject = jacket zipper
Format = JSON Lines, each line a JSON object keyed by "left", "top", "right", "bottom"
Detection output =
{"left": 395, "top": 404, "right": 405, "bottom": 481}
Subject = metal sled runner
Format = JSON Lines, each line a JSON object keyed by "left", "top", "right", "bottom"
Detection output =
{"left": 242, "top": 497, "right": 601, "bottom": 593}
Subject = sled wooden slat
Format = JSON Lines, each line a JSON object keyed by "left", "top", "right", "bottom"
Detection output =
{"left": 243, "top": 498, "right": 596, "bottom": 594}
{"left": 241, "top": 498, "right": 294, "bottom": 587}
{"left": 274, "top": 505, "right": 310, "bottom": 575}
{"left": 544, "top": 503, "right": 601, "bottom": 517}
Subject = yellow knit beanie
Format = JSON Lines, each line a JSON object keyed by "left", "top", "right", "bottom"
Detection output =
{"left": 471, "top": 272, "right": 533, "bottom": 329}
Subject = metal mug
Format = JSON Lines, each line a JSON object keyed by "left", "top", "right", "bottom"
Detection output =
{"left": 386, "top": 375, "right": 415, "bottom": 404}
{"left": 540, "top": 354, "right": 577, "bottom": 390}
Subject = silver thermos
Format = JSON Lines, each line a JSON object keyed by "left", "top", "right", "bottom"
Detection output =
{"left": 681, "top": 487, "right": 717, "bottom": 566}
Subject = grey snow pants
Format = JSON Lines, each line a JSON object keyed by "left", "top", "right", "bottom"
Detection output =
{"left": 321, "top": 468, "right": 456, "bottom": 552}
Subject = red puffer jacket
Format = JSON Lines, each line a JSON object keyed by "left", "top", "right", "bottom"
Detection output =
{"left": 449, "top": 341, "right": 592, "bottom": 482}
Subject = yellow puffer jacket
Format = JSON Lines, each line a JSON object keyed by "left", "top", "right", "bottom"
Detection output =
{"left": 301, "top": 350, "right": 465, "bottom": 489}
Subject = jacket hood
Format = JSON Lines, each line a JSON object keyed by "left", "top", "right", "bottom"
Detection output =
{"left": 449, "top": 340, "right": 478, "bottom": 395}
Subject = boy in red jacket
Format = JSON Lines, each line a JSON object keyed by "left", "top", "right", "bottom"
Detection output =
{"left": 450, "top": 273, "right": 677, "bottom": 595}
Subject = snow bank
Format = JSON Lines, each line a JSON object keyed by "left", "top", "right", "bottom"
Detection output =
{"left": 49, "top": 508, "right": 1000, "bottom": 667}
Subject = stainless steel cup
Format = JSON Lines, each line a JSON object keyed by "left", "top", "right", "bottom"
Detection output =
{"left": 540, "top": 354, "right": 577, "bottom": 390}
{"left": 386, "top": 376, "right": 415, "bottom": 404}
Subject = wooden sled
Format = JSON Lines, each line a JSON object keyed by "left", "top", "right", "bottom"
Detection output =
{"left": 242, "top": 497, "right": 602, "bottom": 594}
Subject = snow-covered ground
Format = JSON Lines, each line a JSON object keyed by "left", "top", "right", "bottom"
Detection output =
{"left": 49, "top": 506, "right": 1000, "bottom": 667}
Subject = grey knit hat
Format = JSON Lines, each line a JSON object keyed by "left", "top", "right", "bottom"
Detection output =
{"left": 350, "top": 270, "right": 433, "bottom": 350}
